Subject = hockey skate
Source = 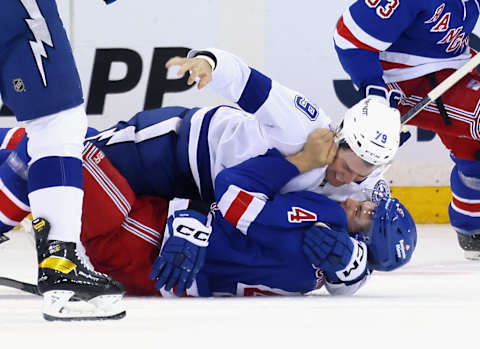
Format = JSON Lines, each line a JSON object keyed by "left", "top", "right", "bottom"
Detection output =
{"left": 33, "top": 218, "right": 126, "bottom": 321}
{"left": 457, "top": 233, "right": 480, "bottom": 261}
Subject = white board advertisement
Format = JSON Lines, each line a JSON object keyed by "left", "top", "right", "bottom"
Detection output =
{"left": 2, "top": 0, "right": 475, "bottom": 186}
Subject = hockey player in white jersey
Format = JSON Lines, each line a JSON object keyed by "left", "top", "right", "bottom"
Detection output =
{"left": 84, "top": 48, "right": 401, "bottom": 210}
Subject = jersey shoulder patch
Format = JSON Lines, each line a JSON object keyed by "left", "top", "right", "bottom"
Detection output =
{"left": 372, "top": 179, "right": 390, "bottom": 203}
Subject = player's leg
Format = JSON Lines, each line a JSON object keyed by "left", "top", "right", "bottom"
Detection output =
{"left": 80, "top": 143, "right": 167, "bottom": 295}
{"left": 0, "top": 0, "right": 124, "bottom": 320}
{"left": 83, "top": 195, "right": 167, "bottom": 296}
{"left": 390, "top": 71, "right": 480, "bottom": 258}
{"left": 449, "top": 157, "right": 480, "bottom": 260}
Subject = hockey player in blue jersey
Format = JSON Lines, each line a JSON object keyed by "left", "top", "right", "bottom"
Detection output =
{"left": 334, "top": 0, "right": 480, "bottom": 259}
{"left": 150, "top": 144, "right": 417, "bottom": 297}
{"left": 0, "top": 0, "right": 124, "bottom": 320}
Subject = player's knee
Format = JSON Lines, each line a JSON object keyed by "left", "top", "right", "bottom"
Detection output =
{"left": 25, "top": 105, "right": 87, "bottom": 161}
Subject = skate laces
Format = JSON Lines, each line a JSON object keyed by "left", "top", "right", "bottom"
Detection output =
{"left": 74, "top": 242, "right": 110, "bottom": 278}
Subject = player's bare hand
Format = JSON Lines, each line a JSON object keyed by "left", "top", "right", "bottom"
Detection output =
{"left": 165, "top": 56, "right": 213, "bottom": 89}
{"left": 287, "top": 128, "right": 337, "bottom": 173}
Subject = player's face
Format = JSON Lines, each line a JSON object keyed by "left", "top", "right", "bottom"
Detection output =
{"left": 325, "top": 148, "right": 375, "bottom": 187}
{"left": 340, "top": 198, "right": 376, "bottom": 233}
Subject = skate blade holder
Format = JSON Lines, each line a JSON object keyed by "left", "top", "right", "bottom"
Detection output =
{"left": 42, "top": 290, "right": 126, "bottom": 321}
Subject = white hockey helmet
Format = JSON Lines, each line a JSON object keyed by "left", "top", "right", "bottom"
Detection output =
{"left": 335, "top": 98, "right": 401, "bottom": 166}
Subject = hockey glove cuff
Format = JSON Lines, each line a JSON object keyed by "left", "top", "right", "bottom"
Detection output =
{"left": 303, "top": 223, "right": 368, "bottom": 284}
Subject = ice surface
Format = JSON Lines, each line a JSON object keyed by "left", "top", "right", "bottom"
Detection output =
{"left": 1, "top": 225, "right": 479, "bottom": 348}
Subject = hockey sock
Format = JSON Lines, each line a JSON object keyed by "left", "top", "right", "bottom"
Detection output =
{"left": 28, "top": 156, "right": 83, "bottom": 242}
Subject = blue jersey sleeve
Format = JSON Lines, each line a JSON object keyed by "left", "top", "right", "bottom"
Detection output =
{"left": 215, "top": 149, "right": 348, "bottom": 237}
{"left": 215, "top": 148, "right": 299, "bottom": 199}
{"left": 334, "top": 0, "right": 423, "bottom": 91}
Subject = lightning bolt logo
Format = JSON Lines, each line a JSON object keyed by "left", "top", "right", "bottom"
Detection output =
{"left": 21, "top": 0, "right": 53, "bottom": 87}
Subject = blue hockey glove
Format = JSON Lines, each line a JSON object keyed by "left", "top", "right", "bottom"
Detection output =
{"left": 151, "top": 209, "right": 212, "bottom": 296}
{"left": 302, "top": 223, "right": 368, "bottom": 283}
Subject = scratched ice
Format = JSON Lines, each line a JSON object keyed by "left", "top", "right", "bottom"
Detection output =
{"left": 1, "top": 225, "right": 479, "bottom": 348}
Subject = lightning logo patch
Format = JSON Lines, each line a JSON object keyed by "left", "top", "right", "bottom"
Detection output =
{"left": 21, "top": 0, "right": 54, "bottom": 87}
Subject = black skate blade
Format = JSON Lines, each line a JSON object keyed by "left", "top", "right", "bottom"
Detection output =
{"left": 43, "top": 310, "right": 126, "bottom": 322}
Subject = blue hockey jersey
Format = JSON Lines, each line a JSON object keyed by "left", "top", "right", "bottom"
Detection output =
{"left": 161, "top": 150, "right": 370, "bottom": 297}
{"left": 334, "top": 0, "right": 480, "bottom": 90}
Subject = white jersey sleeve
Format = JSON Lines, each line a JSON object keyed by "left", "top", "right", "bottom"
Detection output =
{"left": 189, "top": 48, "right": 332, "bottom": 155}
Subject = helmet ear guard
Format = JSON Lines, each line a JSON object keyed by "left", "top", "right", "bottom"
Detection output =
{"left": 336, "top": 98, "right": 401, "bottom": 166}
{"left": 362, "top": 198, "right": 417, "bottom": 271}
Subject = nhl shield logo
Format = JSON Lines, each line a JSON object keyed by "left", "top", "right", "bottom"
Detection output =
{"left": 13, "top": 78, "right": 26, "bottom": 93}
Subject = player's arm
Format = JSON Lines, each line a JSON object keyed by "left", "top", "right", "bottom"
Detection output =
{"left": 215, "top": 128, "right": 337, "bottom": 235}
{"left": 167, "top": 48, "right": 332, "bottom": 151}
{"left": 334, "top": 0, "right": 419, "bottom": 98}
{"left": 0, "top": 130, "right": 31, "bottom": 236}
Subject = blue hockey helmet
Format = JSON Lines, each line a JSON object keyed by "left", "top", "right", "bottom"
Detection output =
{"left": 363, "top": 198, "right": 417, "bottom": 271}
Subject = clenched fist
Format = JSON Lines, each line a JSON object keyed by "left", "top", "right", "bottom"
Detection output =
{"left": 286, "top": 128, "right": 337, "bottom": 173}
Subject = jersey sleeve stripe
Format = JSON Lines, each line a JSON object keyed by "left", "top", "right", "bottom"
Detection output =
{"left": 340, "top": 10, "right": 391, "bottom": 52}
{"left": 218, "top": 184, "right": 266, "bottom": 235}
{"left": 223, "top": 190, "right": 254, "bottom": 229}
{"left": 237, "top": 68, "right": 272, "bottom": 114}
{"left": 333, "top": 28, "right": 358, "bottom": 50}
{"left": 335, "top": 17, "right": 380, "bottom": 52}
{"left": 0, "top": 128, "right": 26, "bottom": 150}
{"left": 235, "top": 197, "right": 265, "bottom": 235}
